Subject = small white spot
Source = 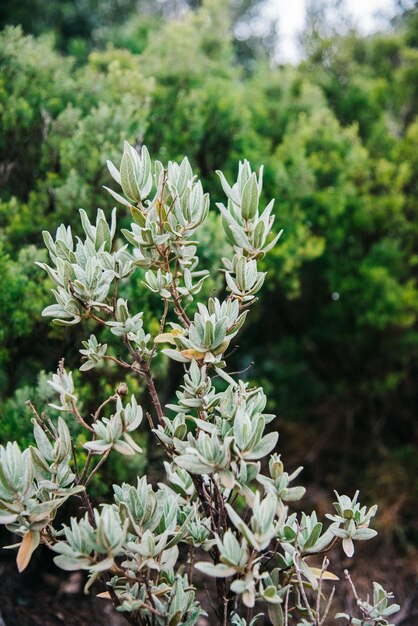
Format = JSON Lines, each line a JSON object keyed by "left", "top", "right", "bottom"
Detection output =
{"left": 332, "top": 292, "right": 340, "bottom": 301}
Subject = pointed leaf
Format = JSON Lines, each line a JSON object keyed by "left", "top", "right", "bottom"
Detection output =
{"left": 17, "top": 531, "right": 40, "bottom": 573}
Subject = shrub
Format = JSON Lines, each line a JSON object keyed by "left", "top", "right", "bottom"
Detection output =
{"left": 0, "top": 142, "right": 400, "bottom": 625}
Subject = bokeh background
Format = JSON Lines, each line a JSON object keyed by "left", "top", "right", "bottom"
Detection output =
{"left": 0, "top": 0, "right": 418, "bottom": 623}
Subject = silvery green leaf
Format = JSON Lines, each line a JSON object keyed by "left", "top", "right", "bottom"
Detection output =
{"left": 373, "top": 582, "right": 387, "bottom": 607}
{"left": 252, "top": 221, "right": 266, "bottom": 250}
{"left": 225, "top": 271, "right": 240, "bottom": 295}
{"left": 130, "top": 204, "right": 146, "bottom": 227}
{"left": 36, "top": 262, "right": 60, "bottom": 286}
{"left": 138, "top": 146, "right": 153, "bottom": 199}
{"left": 342, "top": 536, "right": 355, "bottom": 557}
{"left": 56, "top": 417, "right": 71, "bottom": 460}
{"left": 52, "top": 316, "right": 82, "bottom": 327}
{"left": 29, "top": 446, "right": 50, "bottom": 472}
{"left": 303, "top": 525, "right": 337, "bottom": 554}
{"left": 216, "top": 171, "right": 240, "bottom": 205}
{"left": 0, "top": 510, "right": 19, "bottom": 524}
{"left": 243, "top": 432, "right": 278, "bottom": 461}
{"left": 54, "top": 554, "right": 92, "bottom": 571}
{"left": 176, "top": 157, "right": 191, "bottom": 197}
{"left": 84, "top": 441, "right": 112, "bottom": 454}
{"left": 33, "top": 423, "right": 54, "bottom": 462}
{"left": 103, "top": 186, "right": 133, "bottom": 208}
{"left": 79, "top": 361, "right": 97, "bottom": 372}
{"left": 262, "top": 229, "right": 283, "bottom": 255}
{"left": 194, "top": 562, "right": 235, "bottom": 578}
{"left": 382, "top": 603, "right": 401, "bottom": 616}
{"left": 241, "top": 173, "right": 258, "bottom": 220}
{"left": 216, "top": 201, "right": 238, "bottom": 227}
{"left": 268, "top": 602, "right": 284, "bottom": 626}
{"left": 89, "top": 556, "right": 115, "bottom": 572}
{"left": 95, "top": 213, "right": 111, "bottom": 249}
{"left": 122, "top": 433, "right": 142, "bottom": 454}
{"left": 262, "top": 585, "right": 282, "bottom": 604}
{"left": 230, "top": 579, "right": 246, "bottom": 594}
{"left": 298, "top": 558, "right": 318, "bottom": 591}
{"left": 256, "top": 164, "right": 264, "bottom": 195}
{"left": 221, "top": 216, "right": 238, "bottom": 246}
{"left": 303, "top": 522, "right": 323, "bottom": 550}
{"left": 79, "top": 209, "right": 95, "bottom": 242}
{"left": 120, "top": 141, "right": 141, "bottom": 202}
{"left": 191, "top": 418, "right": 217, "bottom": 433}
{"left": 175, "top": 455, "right": 212, "bottom": 474}
{"left": 214, "top": 367, "right": 238, "bottom": 387}
{"left": 225, "top": 504, "right": 258, "bottom": 549}
{"left": 203, "top": 320, "right": 214, "bottom": 348}
{"left": 106, "top": 160, "right": 121, "bottom": 185}
{"left": 230, "top": 224, "right": 252, "bottom": 249}
{"left": 42, "top": 230, "right": 57, "bottom": 257}
{"left": 162, "top": 349, "right": 190, "bottom": 363}
{"left": 283, "top": 486, "right": 306, "bottom": 502}
{"left": 353, "top": 527, "right": 377, "bottom": 541}
{"left": 180, "top": 398, "right": 203, "bottom": 409}
{"left": 331, "top": 527, "right": 349, "bottom": 540}
{"left": 237, "top": 160, "right": 251, "bottom": 194}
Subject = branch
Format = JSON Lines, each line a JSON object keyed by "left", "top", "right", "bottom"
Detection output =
{"left": 169, "top": 284, "right": 191, "bottom": 328}
{"left": 93, "top": 393, "right": 117, "bottom": 422}
{"left": 123, "top": 336, "right": 165, "bottom": 426}
{"left": 103, "top": 354, "right": 132, "bottom": 369}
{"left": 26, "top": 400, "right": 56, "bottom": 440}
{"left": 84, "top": 449, "right": 111, "bottom": 487}
{"left": 150, "top": 298, "right": 169, "bottom": 361}
{"left": 294, "top": 553, "right": 316, "bottom": 624}
{"left": 70, "top": 399, "right": 94, "bottom": 433}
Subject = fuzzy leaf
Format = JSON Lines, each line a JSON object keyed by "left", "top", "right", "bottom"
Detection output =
{"left": 194, "top": 562, "right": 235, "bottom": 578}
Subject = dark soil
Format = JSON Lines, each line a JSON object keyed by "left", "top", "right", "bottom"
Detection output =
{"left": 0, "top": 547, "right": 125, "bottom": 626}
{"left": 0, "top": 537, "right": 417, "bottom": 625}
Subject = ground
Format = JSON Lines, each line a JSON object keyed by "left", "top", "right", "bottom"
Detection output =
{"left": 0, "top": 534, "right": 417, "bottom": 625}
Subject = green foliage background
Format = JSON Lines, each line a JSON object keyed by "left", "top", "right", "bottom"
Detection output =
{"left": 1, "top": 0, "right": 418, "bottom": 555}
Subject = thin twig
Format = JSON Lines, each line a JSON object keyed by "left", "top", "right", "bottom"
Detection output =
{"left": 150, "top": 298, "right": 169, "bottom": 361}
{"left": 320, "top": 586, "right": 335, "bottom": 626}
{"left": 189, "top": 544, "right": 195, "bottom": 585}
{"left": 284, "top": 586, "right": 290, "bottom": 626}
{"left": 169, "top": 284, "right": 191, "bottom": 328}
{"left": 204, "top": 583, "right": 218, "bottom": 613}
{"left": 84, "top": 449, "right": 111, "bottom": 487}
{"left": 79, "top": 449, "right": 94, "bottom": 484}
{"left": 46, "top": 415, "right": 58, "bottom": 439}
{"left": 70, "top": 399, "right": 94, "bottom": 432}
{"left": 26, "top": 401, "right": 55, "bottom": 439}
{"left": 146, "top": 411, "right": 155, "bottom": 430}
{"left": 302, "top": 536, "right": 338, "bottom": 558}
{"left": 93, "top": 394, "right": 117, "bottom": 422}
{"left": 294, "top": 554, "right": 316, "bottom": 624}
{"left": 112, "top": 276, "right": 119, "bottom": 313}
{"left": 103, "top": 355, "right": 132, "bottom": 369}
{"left": 70, "top": 437, "right": 80, "bottom": 482}
{"left": 316, "top": 557, "right": 328, "bottom": 619}
{"left": 90, "top": 312, "right": 108, "bottom": 326}
{"left": 344, "top": 570, "right": 360, "bottom": 603}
